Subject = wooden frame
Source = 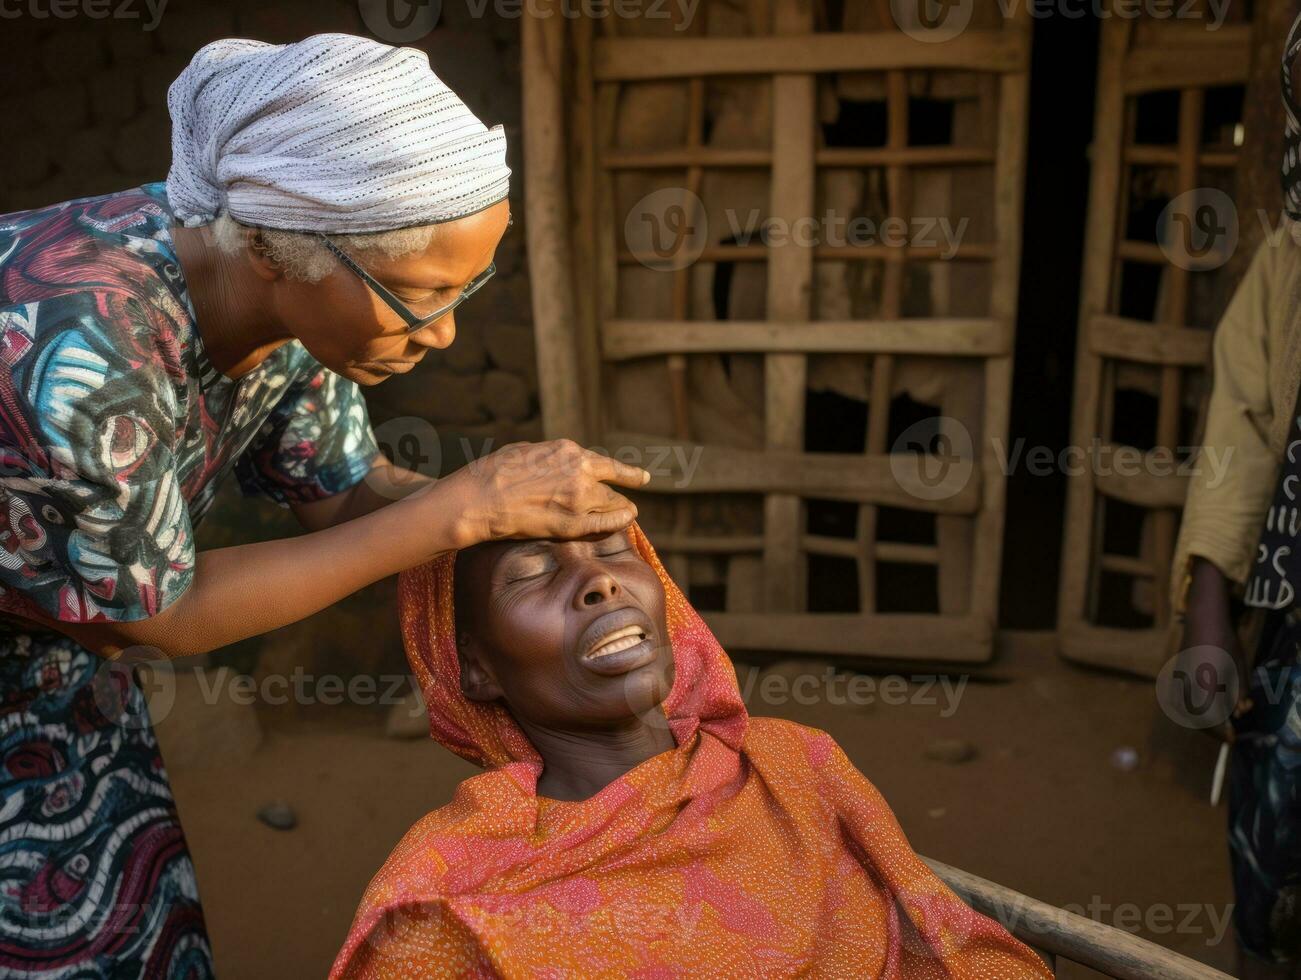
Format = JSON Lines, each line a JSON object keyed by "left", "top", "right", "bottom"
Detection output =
{"left": 1058, "top": 16, "right": 1250, "bottom": 677}
{"left": 524, "top": 0, "right": 1031, "bottom": 661}
{"left": 927, "top": 858, "right": 1232, "bottom": 978}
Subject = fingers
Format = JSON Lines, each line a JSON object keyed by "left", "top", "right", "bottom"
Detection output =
{"left": 582, "top": 451, "right": 651, "bottom": 489}
{"left": 552, "top": 485, "right": 638, "bottom": 539}
{"left": 487, "top": 440, "right": 651, "bottom": 489}
{"left": 575, "top": 505, "right": 638, "bottom": 537}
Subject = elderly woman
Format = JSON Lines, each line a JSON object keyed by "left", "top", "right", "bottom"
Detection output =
{"left": 329, "top": 527, "right": 1052, "bottom": 978}
{"left": 0, "top": 33, "right": 646, "bottom": 978}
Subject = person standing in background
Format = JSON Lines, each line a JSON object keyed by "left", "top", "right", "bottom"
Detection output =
{"left": 1173, "top": 16, "right": 1301, "bottom": 978}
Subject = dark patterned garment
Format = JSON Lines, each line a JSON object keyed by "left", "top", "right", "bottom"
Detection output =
{"left": 1229, "top": 608, "right": 1301, "bottom": 964}
{"left": 1235, "top": 391, "right": 1301, "bottom": 965}
{"left": 0, "top": 184, "right": 379, "bottom": 977}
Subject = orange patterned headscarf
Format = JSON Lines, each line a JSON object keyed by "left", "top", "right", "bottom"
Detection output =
{"left": 331, "top": 527, "right": 1050, "bottom": 979}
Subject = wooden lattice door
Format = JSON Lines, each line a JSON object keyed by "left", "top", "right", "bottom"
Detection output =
{"left": 1058, "top": 13, "right": 1251, "bottom": 676}
{"left": 524, "top": 0, "right": 1031, "bottom": 660}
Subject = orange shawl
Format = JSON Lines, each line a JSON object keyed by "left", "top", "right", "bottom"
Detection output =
{"left": 331, "top": 527, "right": 1050, "bottom": 979}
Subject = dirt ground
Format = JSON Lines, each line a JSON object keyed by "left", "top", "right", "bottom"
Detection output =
{"left": 157, "top": 631, "right": 1236, "bottom": 979}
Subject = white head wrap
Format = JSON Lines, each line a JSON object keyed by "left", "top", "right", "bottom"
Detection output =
{"left": 165, "top": 33, "right": 511, "bottom": 233}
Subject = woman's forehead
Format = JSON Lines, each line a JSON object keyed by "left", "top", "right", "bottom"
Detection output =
{"left": 493, "top": 530, "right": 632, "bottom": 565}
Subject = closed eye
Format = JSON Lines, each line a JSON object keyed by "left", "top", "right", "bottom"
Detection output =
{"left": 503, "top": 557, "right": 554, "bottom": 583}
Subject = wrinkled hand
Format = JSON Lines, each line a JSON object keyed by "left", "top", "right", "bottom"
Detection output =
{"left": 449, "top": 439, "right": 650, "bottom": 545}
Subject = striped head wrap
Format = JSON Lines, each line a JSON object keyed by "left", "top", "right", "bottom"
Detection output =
{"left": 165, "top": 33, "right": 511, "bottom": 233}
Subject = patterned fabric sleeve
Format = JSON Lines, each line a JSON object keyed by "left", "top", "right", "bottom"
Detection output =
{"left": 234, "top": 362, "right": 379, "bottom": 506}
{"left": 0, "top": 294, "right": 195, "bottom": 624}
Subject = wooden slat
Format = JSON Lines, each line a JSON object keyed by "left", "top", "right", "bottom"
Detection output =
{"left": 876, "top": 541, "right": 940, "bottom": 565}
{"left": 817, "top": 146, "right": 997, "bottom": 168}
{"left": 1087, "top": 315, "right": 1213, "bottom": 367}
{"left": 1123, "top": 144, "right": 1237, "bottom": 169}
{"left": 602, "top": 147, "right": 771, "bottom": 169}
{"left": 1059, "top": 623, "right": 1173, "bottom": 679}
{"left": 1099, "top": 552, "right": 1155, "bottom": 579}
{"left": 601, "top": 319, "right": 1008, "bottom": 360}
{"left": 762, "top": 0, "right": 815, "bottom": 613}
{"left": 570, "top": 11, "right": 602, "bottom": 441}
{"left": 803, "top": 534, "right": 860, "bottom": 559}
{"left": 618, "top": 243, "right": 996, "bottom": 265}
{"left": 593, "top": 30, "right": 1029, "bottom": 81}
{"left": 1094, "top": 455, "right": 1191, "bottom": 509}
{"left": 703, "top": 611, "right": 992, "bottom": 660}
{"left": 1115, "top": 240, "right": 1167, "bottom": 264}
{"left": 605, "top": 431, "right": 982, "bottom": 514}
{"left": 969, "top": 23, "right": 1030, "bottom": 627}
{"left": 1058, "top": 17, "right": 1132, "bottom": 656}
{"left": 1122, "top": 24, "right": 1250, "bottom": 93}
{"left": 522, "top": 4, "right": 587, "bottom": 441}
{"left": 652, "top": 534, "right": 765, "bottom": 554}
{"left": 857, "top": 66, "right": 912, "bottom": 616}
{"left": 604, "top": 146, "right": 1000, "bottom": 170}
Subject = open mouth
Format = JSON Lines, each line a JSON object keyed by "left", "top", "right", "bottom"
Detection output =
{"left": 578, "top": 610, "right": 658, "bottom": 677}
{"left": 586, "top": 625, "right": 650, "bottom": 660}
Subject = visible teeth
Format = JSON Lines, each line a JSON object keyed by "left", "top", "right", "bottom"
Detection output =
{"left": 587, "top": 625, "right": 648, "bottom": 659}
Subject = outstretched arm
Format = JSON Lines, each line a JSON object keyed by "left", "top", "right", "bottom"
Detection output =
{"left": 48, "top": 441, "right": 648, "bottom": 660}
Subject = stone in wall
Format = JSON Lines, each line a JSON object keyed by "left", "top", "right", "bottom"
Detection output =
{"left": 40, "top": 30, "right": 108, "bottom": 80}
{"left": 155, "top": 1, "right": 237, "bottom": 54}
{"left": 88, "top": 65, "right": 141, "bottom": 126}
{"left": 137, "top": 52, "right": 192, "bottom": 109}
{"left": 481, "top": 368, "right": 531, "bottom": 423}
{"left": 483, "top": 322, "right": 538, "bottom": 385}
{"left": 439, "top": 316, "right": 489, "bottom": 375}
{"left": 112, "top": 111, "right": 172, "bottom": 175}
{"left": 107, "top": 22, "right": 156, "bottom": 62}
{"left": 30, "top": 83, "right": 89, "bottom": 131}
{"left": 235, "top": 0, "right": 363, "bottom": 42}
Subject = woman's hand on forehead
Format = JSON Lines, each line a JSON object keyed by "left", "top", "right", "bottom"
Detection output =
{"left": 445, "top": 440, "right": 650, "bottom": 547}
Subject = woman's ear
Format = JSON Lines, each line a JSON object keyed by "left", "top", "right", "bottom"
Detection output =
{"left": 245, "top": 229, "right": 283, "bottom": 282}
{"left": 458, "top": 638, "right": 503, "bottom": 703}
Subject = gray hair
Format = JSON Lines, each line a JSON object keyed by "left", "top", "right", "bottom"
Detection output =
{"left": 209, "top": 213, "right": 437, "bottom": 283}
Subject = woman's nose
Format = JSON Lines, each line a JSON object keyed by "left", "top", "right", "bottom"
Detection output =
{"left": 574, "top": 568, "right": 620, "bottom": 610}
{"left": 411, "top": 313, "right": 456, "bottom": 350}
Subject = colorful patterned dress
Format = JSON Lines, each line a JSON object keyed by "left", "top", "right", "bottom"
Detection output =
{"left": 0, "top": 184, "right": 380, "bottom": 977}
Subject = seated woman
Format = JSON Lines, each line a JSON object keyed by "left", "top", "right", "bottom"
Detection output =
{"left": 331, "top": 526, "right": 1050, "bottom": 978}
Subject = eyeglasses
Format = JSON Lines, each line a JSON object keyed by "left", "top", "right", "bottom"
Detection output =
{"left": 318, "top": 235, "right": 496, "bottom": 333}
